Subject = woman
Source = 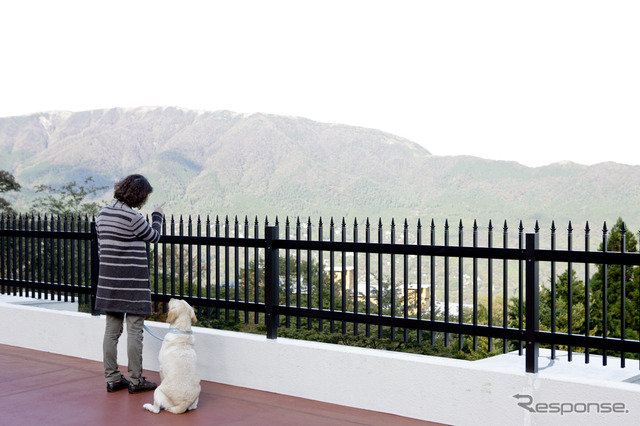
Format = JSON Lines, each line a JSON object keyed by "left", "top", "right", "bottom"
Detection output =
{"left": 95, "top": 174, "right": 164, "bottom": 393}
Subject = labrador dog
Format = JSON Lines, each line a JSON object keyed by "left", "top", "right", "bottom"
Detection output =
{"left": 143, "top": 299, "right": 201, "bottom": 414}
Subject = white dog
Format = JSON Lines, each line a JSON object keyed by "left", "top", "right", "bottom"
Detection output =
{"left": 143, "top": 299, "right": 201, "bottom": 414}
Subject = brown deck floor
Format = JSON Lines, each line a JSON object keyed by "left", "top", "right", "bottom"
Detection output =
{"left": 0, "top": 344, "right": 445, "bottom": 426}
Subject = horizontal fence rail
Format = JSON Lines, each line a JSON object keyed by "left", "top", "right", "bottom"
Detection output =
{"left": 2, "top": 213, "right": 640, "bottom": 373}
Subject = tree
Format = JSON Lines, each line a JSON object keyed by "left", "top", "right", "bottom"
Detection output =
{"left": 508, "top": 218, "right": 640, "bottom": 348}
{"left": 588, "top": 218, "right": 640, "bottom": 341}
{"left": 539, "top": 269, "right": 587, "bottom": 335}
{"left": 31, "top": 177, "right": 108, "bottom": 216}
{"left": 0, "top": 170, "right": 21, "bottom": 214}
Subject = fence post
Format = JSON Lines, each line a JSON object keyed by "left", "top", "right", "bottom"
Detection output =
{"left": 90, "top": 220, "right": 100, "bottom": 316}
{"left": 265, "top": 225, "right": 280, "bottom": 339}
{"left": 525, "top": 233, "right": 539, "bottom": 373}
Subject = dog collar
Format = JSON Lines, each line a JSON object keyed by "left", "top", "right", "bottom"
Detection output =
{"left": 168, "top": 328, "right": 193, "bottom": 335}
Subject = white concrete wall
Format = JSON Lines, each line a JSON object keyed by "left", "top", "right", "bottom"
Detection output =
{"left": 2, "top": 300, "right": 640, "bottom": 425}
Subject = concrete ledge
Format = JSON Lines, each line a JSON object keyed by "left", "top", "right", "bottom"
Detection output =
{"left": 2, "top": 299, "right": 640, "bottom": 425}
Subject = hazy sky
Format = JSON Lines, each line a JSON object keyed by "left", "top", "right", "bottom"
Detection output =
{"left": 1, "top": 1, "right": 638, "bottom": 167}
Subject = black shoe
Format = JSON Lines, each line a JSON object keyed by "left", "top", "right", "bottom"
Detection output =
{"left": 106, "top": 376, "right": 130, "bottom": 393}
{"left": 128, "top": 377, "right": 157, "bottom": 394}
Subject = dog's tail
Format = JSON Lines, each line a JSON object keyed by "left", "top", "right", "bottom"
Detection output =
{"left": 143, "top": 402, "right": 161, "bottom": 414}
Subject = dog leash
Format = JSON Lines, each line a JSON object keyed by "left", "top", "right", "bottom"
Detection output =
{"left": 143, "top": 324, "right": 193, "bottom": 341}
{"left": 143, "top": 324, "right": 165, "bottom": 341}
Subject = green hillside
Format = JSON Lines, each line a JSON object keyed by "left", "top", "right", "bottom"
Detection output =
{"left": 2, "top": 107, "right": 639, "bottom": 235}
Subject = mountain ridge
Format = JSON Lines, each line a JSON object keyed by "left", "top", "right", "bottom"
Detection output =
{"left": 1, "top": 107, "right": 639, "bottom": 232}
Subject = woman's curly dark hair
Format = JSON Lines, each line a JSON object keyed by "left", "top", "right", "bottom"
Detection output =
{"left": 113, "top": 174, "right": 153, "bottom": 209}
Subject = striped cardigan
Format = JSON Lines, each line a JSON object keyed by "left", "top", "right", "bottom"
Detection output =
{"left": 95, "top": 201, "right": 163, "bottom": 315}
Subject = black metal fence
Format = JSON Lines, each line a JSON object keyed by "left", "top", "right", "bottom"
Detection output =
{"left": 2, "top": 213, "right": 640, "bottom": 373}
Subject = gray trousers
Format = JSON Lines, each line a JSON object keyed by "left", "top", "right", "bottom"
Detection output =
{"left": 103, "top": 312, "right": 145, "bottom": 385}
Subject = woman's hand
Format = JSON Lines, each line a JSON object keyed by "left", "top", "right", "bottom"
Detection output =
{"left": 154, "top": 202, "right": 166, "bottom": 215}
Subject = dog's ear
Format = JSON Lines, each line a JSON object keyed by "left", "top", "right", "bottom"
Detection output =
{"left": 166, "top": 306, "right": 177, "bottom": 324}
{"left": 190, "top": 307, "right": 197, "bottom": 324}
